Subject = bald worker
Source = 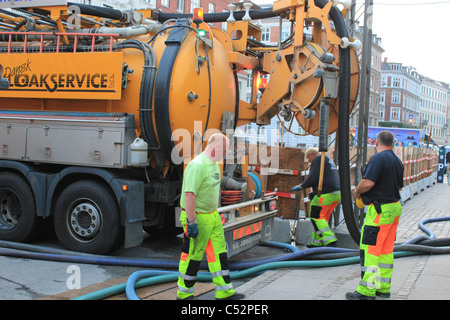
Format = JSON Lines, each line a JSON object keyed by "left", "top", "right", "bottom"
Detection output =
{"left": 177, "top": 133, "right": 244, "bottom": 300}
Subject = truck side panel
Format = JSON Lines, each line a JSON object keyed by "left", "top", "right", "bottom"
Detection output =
{"left": 0, "top": 160, "right": 145, "bottom": 248}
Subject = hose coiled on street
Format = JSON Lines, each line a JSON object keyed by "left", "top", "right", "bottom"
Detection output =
{"left": 74, "top": 216, "right": 450, "bottom": 300}
{"left": 0, "top": 217, "right": 449, "bottom": 300}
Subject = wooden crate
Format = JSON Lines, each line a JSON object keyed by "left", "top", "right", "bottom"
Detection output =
{"left": 246, "top": 145, "right": 306, "bottom": 219}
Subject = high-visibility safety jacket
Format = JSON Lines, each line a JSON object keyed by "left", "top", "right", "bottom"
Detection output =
{"left": 309, "top": 191, "right": 341, "bottom": 246}
{"left": 357, "top": 201, "right": 402, "bottom": 297}
{"left": 177, "top": 209, "right": 235, "bottom": 300}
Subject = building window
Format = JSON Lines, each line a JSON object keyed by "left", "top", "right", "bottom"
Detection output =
{"left": 281, "top": 26, "right": 290, "bottom": 41}
{"left": 208, "top": 2, "right": 215, "bottom": 13}
{"left": 379, "top": 106, "right": 385, "bottom": 120}
{"left": 392, "top": 91, "right": 401, "bottom": 104}
{"left": 162, "top": 0, "right": 169, "bottom": 7}
{"left": 177, "top": 0, "right": 184, "bottom": 12}
{"left": 392, "top": 64, "right": 401, "bottom": 71}
{"left": 380, "top": 90, "right": 385, "bottom": 103}
{"left": 392, "top": 77, "right": 401, "bottom": 88}
{"left": 390, "top": 107, "right": 400, "bottom": 121}
{"left": 190, "top": 0, "right": 200, "bottom": 13}
{"left": 261, "top": 27, "right": 270, "bottom": 42}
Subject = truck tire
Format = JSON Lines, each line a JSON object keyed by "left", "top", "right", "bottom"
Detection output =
{"left": 0, "top": 171, "right": 42, "bottom": 242}
{"left": 53, "top": 180, "right": 123, "bottom": 254}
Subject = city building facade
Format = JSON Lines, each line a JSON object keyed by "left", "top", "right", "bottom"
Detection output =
{"left": 419, "top": 76, "right": 449, "bottom": 145}
{"left": 349, "top": 30, "right": 384, "bottom": 129}
{"left": 447, "top": 84, "right": 450, "bottom": 144}
{"left": 380, "top": 60, "right": 421, "bottom": 127}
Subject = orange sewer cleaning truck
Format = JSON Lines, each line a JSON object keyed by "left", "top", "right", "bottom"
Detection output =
{"left": 0, "top": 0, "right": 360, "bottom": 255}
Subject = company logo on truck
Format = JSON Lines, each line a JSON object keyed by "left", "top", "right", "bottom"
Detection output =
{"left": 3, "top": 59, "right": 115, "bottom": 93}
{"left": 0, "top": 52, "right": 123, "bottom": 100}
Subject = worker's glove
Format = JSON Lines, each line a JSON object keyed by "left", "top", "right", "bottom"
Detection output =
{"left": 355, "top": 196, "right": 365, "bottom": 209}
{"left": 290, "top": 184, "right": 303, "bottom": 192}
{"left": 186, "top": 218, "right": 199, "bottom": 239}
{"left": 308, "top": 190, "right": 317, "bottom": 201}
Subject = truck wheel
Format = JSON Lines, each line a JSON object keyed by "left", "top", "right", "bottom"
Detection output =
{"left": 54, "top": 180, "right": 123, "bottom": 254}
{"left": 0, "top": 171, "right": 42, "bottom": 242}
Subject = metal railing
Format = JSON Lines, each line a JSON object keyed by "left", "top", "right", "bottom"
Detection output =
{"left": 0, "top": 31, "right": 119, "bottom": 53}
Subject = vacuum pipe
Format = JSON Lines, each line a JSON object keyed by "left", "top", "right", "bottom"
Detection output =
{"left": 156, "top": 8, "right": 279, "bottom": 23}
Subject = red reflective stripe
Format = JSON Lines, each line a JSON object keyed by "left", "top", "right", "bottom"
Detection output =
{"left": 180, "top": 252, "right": 189, "bottom": 262}
{"left": 374, "top": 214, "right": 381, "bottom": 225}
{"left": 319, "top": 201, "right": 339, "bottom": 221}
{"left": 232, "top": 222, "right": 262, "bottom": 240}
{"left": 205, "top": 239, "right": 216, "bottom": 263}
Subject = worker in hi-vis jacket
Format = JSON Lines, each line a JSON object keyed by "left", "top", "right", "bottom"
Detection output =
{"left": 291, "top": 147, "right": 341, "bottom": 247}
{"left": 177, "top": 133, "right": 244, "bottom": 301}
{"left": 346, "top": 130, "right": 404, "bottom": 300}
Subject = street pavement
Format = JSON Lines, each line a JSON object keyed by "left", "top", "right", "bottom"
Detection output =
{"left": 236, "top": 178, "right": 450, "bottom": 300}
{"left": 0, "top": 176, "right": 449, "bottom": 300}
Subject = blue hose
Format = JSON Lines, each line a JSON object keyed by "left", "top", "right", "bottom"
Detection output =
{"left": 404, "top": 216, "right": 449, "bottom": 244}
{"left": 0, "top": 247, "right": 181, "bottom": 269}
{"left": 247, "top": 171, "right": 262, "bottom": 198}
{"left": 262, "top": 240, "right": 299, "bottom": 252}
{"left": 0, "top": 240, "right": 301, "bottom": 278}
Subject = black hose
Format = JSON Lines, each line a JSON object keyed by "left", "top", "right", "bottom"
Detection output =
{"left": 67, "top": 1, "right": 280, "bottom": 23}
{"left": 117, "top": 40, "right": 164, "bottom": 178}
{"left": 200, "top": 38, "right": 212, "bottom": 144}
{"left": 233, "top": 69, "right": 240, "bottom": 129}
{"left": 319, "top": 98, "right": 330, "bottom": 152}
{"left": 0, "top": 34, "right": 26, "bottom": 42}
{"left": 417, "top": 238, "right": 450, "bottom": 247}
{"left": 67, "top": 2, "right": 127, "bottom": 21}
{"left": 394, "top": 244, "right": 450, "bottom": 254}
{"left": 156, "top": 8, "right": 279, "bottom": 23}
{"left": 312, "top": 0, "right": 358, "bottom": 243}
{"left": 247, "top": 37, "right": 273, "bottom": 48}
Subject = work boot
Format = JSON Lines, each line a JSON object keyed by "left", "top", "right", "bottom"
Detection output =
{"left": 306, "top": 241, "right": 337, "bottom": 248}
{"left": 216, "top": 293, "right": 245, "bottom": 300}
{"left": 177, "top": 295, "right": 196, "bottom": 300}
{"left": 376, "top": 291, "right": 390, "bottom": 298}
{"left": 345, "top": 291, "right": 375, "bottom": 300}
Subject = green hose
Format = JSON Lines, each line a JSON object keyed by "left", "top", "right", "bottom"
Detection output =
{"left": 73, "top": 250, "right": 420, "bottom": 300}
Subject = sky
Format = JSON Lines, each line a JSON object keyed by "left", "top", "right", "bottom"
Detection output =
{"left": 251, "top": 0, "right": 450, "bottom": 84}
